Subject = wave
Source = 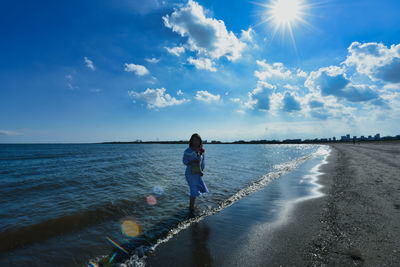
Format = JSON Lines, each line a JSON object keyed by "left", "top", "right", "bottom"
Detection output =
{"left": 91, "top": 148, "right": 329, "bottom": 266}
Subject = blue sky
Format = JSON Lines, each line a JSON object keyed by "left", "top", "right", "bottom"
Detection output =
{"left": 1, "top": 0, "right": 400, "bottom": 142}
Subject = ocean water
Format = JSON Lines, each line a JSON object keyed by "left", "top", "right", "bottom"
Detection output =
{"left": 0, "top": 143, "right": 328, "bottom": 266}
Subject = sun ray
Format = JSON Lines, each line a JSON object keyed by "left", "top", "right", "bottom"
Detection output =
{"left": 253, "top": 0, "right": 318, "bottom": 50}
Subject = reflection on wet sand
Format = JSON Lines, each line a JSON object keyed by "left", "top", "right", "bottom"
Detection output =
{"left": 190, "top": 222, "right": 213, "bottom": 267}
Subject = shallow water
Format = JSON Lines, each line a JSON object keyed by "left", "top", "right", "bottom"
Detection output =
{"left": 0, "top": 143, "right": 326, "bottom": 266}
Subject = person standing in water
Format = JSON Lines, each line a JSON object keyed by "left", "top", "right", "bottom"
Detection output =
{"left": 182, "top": 133, "right": 208, "bottom": 212}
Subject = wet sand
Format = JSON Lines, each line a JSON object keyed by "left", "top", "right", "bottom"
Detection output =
{"left": 145, "top": 143, "right": 400, "bottom": 266}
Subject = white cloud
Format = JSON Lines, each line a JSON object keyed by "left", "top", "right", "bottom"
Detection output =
{"left": 296, "top": 69, "right": 308, "bottom": 78}
{"left": 188, "top": 57, "right": 217, "bottom": 72}
{"left": 145, "top": 57, "right": 160, "bottom": 63}
{"left": 243, "top": 86, "right": 271, "bottom": 111}
{"left": 231, "top": 41, "right": 400, "bottom": 127}
{"left": 306, "top": 66, "right": 382, "bottom": 104}
{"left": 344, "top": 41, "right": 400, "bottom": 83}
{"left": 0, "top": 129, "right": 22, "bottom": 136}
{"left": 84, "top": 57, "right": 95, "bottom": 70}
{"left": 282, "top": 92, "right": 301, "bottom": 112}
{"left": 163, "top": 0, "right": 246, "bottom": 62}
{"left": 165, "top": 46, "right": 185, "bottom": 56}
{"left": 255, "top": 60, "right": 292, "bottom": 80}
{"left": 240, "top": 27, "right": 254, "bottom": 43}
{"left": 195, "top": 90, "right": 220, "bottom": 103}
{"left": 128, "top": 88, "right": 189, "bottom": 109}
{"left": 65, "top": 74, "right": 73, "bottom": 80}
{"left": 124, "top": 63, "right": 149, "bottom": 76}
{"left": 177, "top": 89, "right": 183, "bottom": 95}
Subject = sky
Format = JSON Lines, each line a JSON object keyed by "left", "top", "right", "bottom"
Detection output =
{"left": 1, "top": 0, "right": 400, "bottom": 143}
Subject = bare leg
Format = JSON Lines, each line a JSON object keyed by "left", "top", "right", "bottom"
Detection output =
{"left": 189, "top": 197, "right": 196, "bottom": 211}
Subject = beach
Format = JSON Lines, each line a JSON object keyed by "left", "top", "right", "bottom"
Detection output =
{"left": 145, "top": 143, "right": 400, "bottom": 266}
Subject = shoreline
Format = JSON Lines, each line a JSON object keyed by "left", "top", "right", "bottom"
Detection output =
{"left": 144, "top": 143, "right": 400, "bottom": 266}
{"left": 143, "top": 146, "right": 330, "bottom": 266}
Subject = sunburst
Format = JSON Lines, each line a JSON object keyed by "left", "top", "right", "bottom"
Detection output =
{"left": 255, "top": 0, "right": 313, "bottom": 49}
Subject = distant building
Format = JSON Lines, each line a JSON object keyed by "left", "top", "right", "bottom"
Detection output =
{"left": 375, "top": 133, "right": 381, "bottom": 140}
{"left": 341, "top": 135, "right": 351, "bottom": 141}
{"left": 333, "top": 137, "right": 336, "bottom": 141}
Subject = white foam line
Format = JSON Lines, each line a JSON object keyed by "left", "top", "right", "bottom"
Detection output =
{"left": 231, "top": 145, "right": 331, "bottom": 262}
{"left": 122, "top": 146, "right": 330, "bottom": 267}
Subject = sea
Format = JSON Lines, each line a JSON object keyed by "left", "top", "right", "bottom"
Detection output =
{"left": 0, "top": 143, "right": 329, "bottom": 266}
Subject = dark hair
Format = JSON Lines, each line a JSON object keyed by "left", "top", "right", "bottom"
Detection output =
{"left": 189, "top": 133, "right": 202, "bottom": 148}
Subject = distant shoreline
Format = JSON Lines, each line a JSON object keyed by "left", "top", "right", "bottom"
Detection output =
{"left": 2, "top": 139, "right": 400, "bottom": 145}
{"left": 99, "top": 139, "right": 400, "bottom": 145}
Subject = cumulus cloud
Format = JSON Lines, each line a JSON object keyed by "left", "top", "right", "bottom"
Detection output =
{"left": 307, "top": 66, "right": 381, "bottom": 103}
{"left": 243, "top": 87, "right": 271, "bottom": 111}
{"left": 282, "top": 92, "right": 301, "bottom": 112}
{"left": 309, "top": 100, "right": 324, "bottom": 108}
{"left": 344, "top": 41, "right": 400, "bottom": 83}
{"left": 84, "top": 57, "right": 95, "bottom": 70}
{"left": 163, "top": 0, "right": 246, "bottom": 71}
{"left": 124, "top": 63, "right": 149, "bottom": 76}
{"left": 165, "top": 46, "right": 185, "bottom": 56}
{"left": 145, "top": 57, "right": 160, "bottom": 63}
{"left": 177, "top": 89, "right": 183, "bottom": 95}
{"left": 375, "top": 57, "right": 400, "bottom": 83}
{"left": 188, "top": 57, "right": 216, "bottom": 72}
{"left": 237, "top": 61, "right": 306, "bottom": 113}
{"left": 232, "top": 41, "right": 400, "bottom": 121}
{"left": 128, "top": 88, "right": 189, "bottom": 109}
{"left": 195, "top": 90, "right": 220, "bottom": 103}
{"left": 255, "top": 60, "right": 292, "bottom": 80}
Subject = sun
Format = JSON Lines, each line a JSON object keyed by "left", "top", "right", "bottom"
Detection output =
{"left": 270, "top": 0, "right": 303, "bottom": 26}
{"left": 256, "top": 0, "right": 311, "bottom": 48}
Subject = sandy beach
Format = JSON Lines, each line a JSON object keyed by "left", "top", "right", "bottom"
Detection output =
{"left": 145, "top": 143, "right": 400, "bottom": 266}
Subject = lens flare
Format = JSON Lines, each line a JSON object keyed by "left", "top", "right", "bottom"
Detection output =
{"left": 108, "top": 252, "right": 117, "bottom": 264}
{"left": 146, "top": 195, "right": 157, "bottom": 205}
{"left": 105, "top": 236, "right": 129, "bottom": 254}
{"left": 88, "top": 260, "right": 99, "bottom": 267}
{"left": 120, "top": 218, "right": 140, "bottom": 237}
{"left": 152, "top": 186, "right": 163, "bottom": 196}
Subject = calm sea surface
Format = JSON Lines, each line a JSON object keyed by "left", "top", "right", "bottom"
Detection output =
{"left": 0, "top": 143, "right": 327, "bottom": 266}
